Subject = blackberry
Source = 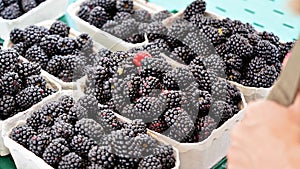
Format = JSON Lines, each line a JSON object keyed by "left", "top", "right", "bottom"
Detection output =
{"left": 145, "top": 22, "right": 168, "bottom": 41}
{"left": 88, "top": 6, "right": 109, "bottom": 28}
{"left": 254, "top": 40, "right": 279, "bottom": 57}
{"left": 139, "top": 155, "right": 162, "bottom": 169}
{"left": 140, "top": 76, "right": 162, "bottom": 97}
{"left": 189, "top": 14, "right": 222, "bottom": 29}
{"left": 26, "top": 110, "right": 54, "bottom": 131}
{"left": 21, "top": 0, "right": 37, "bottom": 12}
{"left": 40, "top": 101, "right": 65, "bottom": 119}
{"left": 96, "top": 109, "right": 123, "bottom": 133}
{"left": 77, "top": 95, "right": 99, "bottom": 118}
{"left": 247, "top": 33, "right": 261, "bottom": 46}
{"left": 167, "top": 18, "right": 196, "bottom": 40}
{"left": 209, "top": 101, "right": 233, "bottom": 124}
{"left": 58, "top": 152, "right": 83, "bottom": 169}
{"left": 70, "top": 135, "right": 96, "bottom": 157}
{"left": 153, "top": 145, "right": 176, "bottom": 169}
{"left": 215, "top": 43, "right": 230, "bottom": 57}
{"left": 57, "top": 37, "right": 78, "bottom": 55}
{"left": 134, "top": 9, "right": 151, "bottom": 22}
{"left": 0, "top": 49, "right": 19, "bottom": 75}
{"left": 125, "top": 119, "right": 147, "bottom": 137}
{"left": 25, "top": 45, "right": 48, "bottom": 68}
{"left": 258, "top": 31, "right": 280, "bottom": 47}
{"left": 195, "top": 115, "right": 217, "bottom": 141}
{"left": 140, "top": 58, "right": 171, "bottom": 79}
{"left": 226, "top": 69, "right": 242, "bottom": 83}
{"left": 49, "top": 21, "right": 70, "bottom": 38}
{"left": 247, "top": 57, "right": 267, "bottom": 74}
{"left": 46, "top": 55, "right": 63, "bottom": 76}
{"left": 116, "top": 0, "right": 133, "bottom": 13}
{"left": 59, "top": 95, "right": 75, "bottom": 112}
{"left": 88, "top": 145, "right": 116, "bottom": 169}
{"left": 15, "top": 86, "right": 44, "bottom": 109}
{"left": 17, "top": 62, "right": 41, "bottom": 79}
{"left": 42, "top": 88, "right": 55, "bottom": 98}
{"left": 159, "top": 90, "right": 186, "bottom": 110}
{"left": 39, "top": 35, "right": 60, "bottom": 56}
{"left": 113, "top": 12, "right": 132, "bottom": 22}
{"left": 252, "top": 65, "right": 279, "bottom": 88}
{"left": 10, "top": 28, "right": 25, "bottom": 44}
{"left": 134, "top": 97, "right": 165, "bottom": 123}
{"left": 3, "top": 0, "right": 16, "bottom": 6}
{"left": 170, "top": 46, "right": 196, "bottom": 64}
{"left": 74, "top": 118, "right": 104, "bottom": 141}
{"left": 24, "top": 25, "right": 49, "bottom": 46}
{"left": 0, "top": 0, "right": 4, "bottom": 11}
{"left": 0, "top": 95, "right": 15, "bottom": 119}
{"left": 224, "top": 53, "right": 243, "bottom": 71}
{"left": 77, "top": 33, "right": 94, "bottom": 55}
{"left": 113, "top": 19, "right": 138, "bottom": 40}
{"left": 197, "top": 90, "right": 212, "bottom": 116}
{"left": 200, "top": 25, "right": 226, "bottom": 45}
{"left": 163, "top": 107, "right": 185, "bottom": 127}
{"left": 42, "top": 138, "right": 70, "bottom": 167}
{"left": 86, "top": 82, "right": 112, "bottom": 104}
{"left": 28, "top": 133, "right": 52, "bottom": 157}
{"left": 77, "top": 4, "right": 90, "bottom": 21}
{"left": 10, "top": 125, "right": 36, "bottom": 148}
{"left": 25, "top": 75, "right": 46, "bottom": 89}
{"left": 110, "top": 51, "right": 130, "bottom": 69}
{"left": 0, "top": 3, "right": 22, "bottom": 19}
{"left": 183, "top": 0, "right": 206, "bottom": 20}
{"left": 0, "top": 72, "right": 22, "bottom": 95}
{"left": 151, "top": 10, "right": 171, "bottom": 22}
{"left": 226, "top": 34, "right": 253, "bottom": 58}
{"left": 51, "top": 121, "right": 74, "bottom": 140}
{"left": 125, "top": 34, "right": 145, "bottom": 44}
{"left": 12, "top": 42, "right": 29, "bottom": 56}
{"left": 183, "top": 32, "right": 214, "bottom": 57}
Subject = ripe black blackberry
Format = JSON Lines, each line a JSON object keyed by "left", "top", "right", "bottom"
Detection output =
{"left": 88, "top": 6, "right": 109, "bottom": 28}
{"left": 74, "top": 118, "right": 104, "bottom": 141}
{"left": 151, "top": 10, "right": 171, "bottom": 22}
{"left": 189, "top": 14, "right": 223, "bottom": 29}
{"left": 113, "top": 12, "right": 132, "bottom": 21}
{"left": 214, "top": 43, "right": 230, "bottom": 58}
{"left": 28, "top": 133, "right": 52, "bottom": 157}
{"left": 57, "top": 37, "right": 78, "bottom": 55}
{"left": 42, "top": 138, "right": 70, "bottom": 167}
{"left": 26, "top": 75, "right": 46, "bottom": 89}
{"left": 226, "top": 69, "right": 242, "bottom": 82}
{"left": 68, "top": 105, "right": 88, "bottom": 122}
{"left": 77, "top": 94, "right": 99, "bottom": 118}
{"left": 138, "top": 155, "right": 162, "bottom": 169}
{"left": 20, "top": 0, "right": 37, "bottom": 12}
{"left": 183, "top": 32, "right": 214, "bottom": 57}
{"left": 0, "top": 3, "right": 22, "bottom": 19}
{"left": 49, "top": 21, "right": 70, "bottom": 38}
{"left": 183, "top": 0, "right": 206, "bottom": 20}
{"left": 70, "top": 135, "right": 96, "bottom": 157}
{"left": 163, "top": 107, "right": 184, "bottom": 127}
{"left": 51, "top": 121, "right": 74, "bottom": 140}
{"left": 15, "top": 86, "right": 44, "bottom": 109}
{"left": 145, "top": 22, "right": 168, "bottom": 41}
{"left": 247, "top": 33, "right": 261, "bottom": 46}
{"left": 224, "top": 53, "right": 243, "bottom": 71}
{"left": 159, "top": 90, "right": 186, "bottom": 110}
{"left": 58, "top": 152, "right": 83, "bottom": 169}
{"left": 125, "top": 34, "right": 145, "bottom": 44}
{"left": 153, "top": 145, "right": 176, "bottom": 169}
{"left": 0, "top": 49, "right": 19, "bottom": 75}
{"left": 197, "top": 90, "right": 212, "bottom": 116}
{"left": 134, "top": 97, "right": 165, "bottom": 123}
{"left": 12, "top": 42, "right": 29, "bottom": 56}
{"left": 17, "top": 62, "right": 41, "bottom": 79}
{"left": 209, "top": 101, "right": 233, "bottom": 125}
{"left": 40, "top": 101, "right": 65, "bottom": 119}
{"left": 134, "top": 9, "right": 151, "bottom": 22}
{"left": 140, "top": 58, "right": 171, "bottom": 80}
{"left": 25, "top": 45, "right": 49, "bottom": 69}
{"left": 200, "top": 25, "right": 226, "bottom": 45}
{"left": 140, "top": 76, "right": 162, "bottom": 97}
{"left": 110, "top": 51, "right": 130, "bottom": 69}
{"left": 0, "top": 95, "right": 15, "bottom": 120}
{"left": 258, "top": 31, "right": 280, "bottom": 47}
{"left": 252, "top": 65, "right": 279, "bottom": 88}
{"left": 254, "top": 40, "right": 279, "bottom": 57}
{"left": 226, "top": 34, "right": 253, "bottom": 58}
{"left": 39, "top": 35, "right": 60, "bottom": 56}
{"left": 58, "top": 95, "right": 75, "bottom": 112}
{"left": 88, "top": 145, "right": 116, "bottom": 169}
{"left": 10, "top": 125, "right": 36, "bottom": 148}
{"left": 23, "top": 25, "right": 49, "bottom": 46}
{"left": 162, "top": 67, "right": 196, "bottom": 91}
{"left": 125, "top": 119, "right": 147, "bottom": 137}
{"left": 170, "top": 46, "right": 196, "bottom": 64}
{"left": 116, "top": 0, "right": 134, "bottom": 13}
{"left": 0, "top": 72, "right": 22, "bottom": 95}
{"left": 10, "top": 28, "right": 25, "bottom": 44}
{"left": 77, "top": 33, "right": 94, "bottom": 55}
{"left": 113, "top": 19, "right": 138, "bottom": 40}
{"left": 195, "top": 115, "right": 217, "bottom": 141}
{"left": 189, "top": 64, "right": 217, "bottom": 91}
{"left": 86, "top": 82, "right": 112, "bottom": 104}
{"left": 3, "top": 0, "right": 16, "bottom": 6}
{"left": 146, "top": 118, "right": 168, "bottom": 133}
{"left": 26, "top": 110, "right": 54, "bottom": 131}
{"left": 77, "top": 4, "right": 90, "bottom": 21}
{"left": 46, "top": 55, "right": 63, "bottom": 76}
{"left": 97, "top": 109, "right": 123, "bottom": 133}
{"left": 247, "top": 57, "right": 267, "bottom": 74}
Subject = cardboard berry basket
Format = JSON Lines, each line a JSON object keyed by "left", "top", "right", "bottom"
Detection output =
{"left": 0, "top": 0, "right": 68, "bottom": 40}
{"left": 0, "top": 57, "right": 62, "bottom": 156}
{"left": 2, "top": 90, "right": 180, "bottom": 169}
{"left": 67, "top": 0, "right": 169, "bottom": 51}
{"left": 3, "top": 20, "right": 107, "bottom": 91}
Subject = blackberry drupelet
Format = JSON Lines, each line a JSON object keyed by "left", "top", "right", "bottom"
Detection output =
{"left": 42, "top": 138, "right": 70, "bottom": 167}
{"left": 88, "top": 6, "right": 109, "bottom": 28}
{"left": 226, "top": 34, "right": 253, "bottom": 58}
{"left": 23, "top": 25, "right": 49, "bottom": 46}
{"left": 10, "top": 28, "right": 25, "bottom": 44}
{"left": 74, "top": 118, "right": 104, "bottom": 141}
{"left": 70, "top": 135, "right": 96, "bottom": 157}
{"left": 0, "top": 95, "right": 15, "bottom": 119}
{"left": 0, "top": 72, "right": 22, "bottom": 95}
{"left": 153, "top": 145, "right": 176, "bottom": 169}
{"left": 0, "top": 3, "right": 22, "bottom": 19}
{"left": 28, "top": 133, "right": 52, "bottom": 157}
{"left": 138, "top": 155, "right": 162, "bottom": 169}
{"left": 49, "top": 21, "right": 70, "bottom": 38}
{"left": 15, "top": 86, "right": 44, "bottom": 109}
{"left": 183, "top": 0, "right": 206, "bottom": 20}
{"left": 25, "top": 45, "right": 48, "bottom": 68}
{"left": 21, "top": 0, "right": 37, "bottom": 12}
{"left": 57, "top": 37, "right": 78, "bottom": 55}
{"left": 10, "top": 125, "right": 36, "bottom": 148}
{"left": 39, "top": 35, "right": 60, "bottom": 56}
{"left": 88, "top": 145, "right": 116, "bottom": 169}
{"left": 50, "top": 121, "right": 74, "bottom": 140}
{"left": 151, "top": 10, "right": 171, "bottom": 22}
{"left": 58, "top": 152, "right": 83, "bottom": 169}
{"left": 116, "top": 0, "right": 134, "bottom": 13}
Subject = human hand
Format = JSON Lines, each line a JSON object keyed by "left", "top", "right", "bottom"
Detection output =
{"left": 227, "top": 89, "right": 300, "bottom": 169}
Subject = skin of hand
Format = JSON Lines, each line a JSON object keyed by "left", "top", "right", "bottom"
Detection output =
{"left": 227, "top": 90, "right": 300, "bottom": 169}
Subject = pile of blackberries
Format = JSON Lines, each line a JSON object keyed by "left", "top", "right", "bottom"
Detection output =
{"left": 10, "top": 95, "right": 177, "bottom": 169}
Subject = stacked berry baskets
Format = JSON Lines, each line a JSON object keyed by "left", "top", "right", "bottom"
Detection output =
{"left": 2, "top": 91, "right": 180, "bottom": 169}
{"left": 0, "top": 0, "right": 68, "bottom": 39}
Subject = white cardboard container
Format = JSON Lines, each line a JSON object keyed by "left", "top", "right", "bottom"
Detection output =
{"left": 3, "top": 20, "right": 107, "bottom": 91}
{"left": 67, "top": 0, "right": 168, "bottom": 51}
{"left": 2, "top": 90, "right": 180, "bottom": 169}
{"left": 0, "top": 0, "right": 68, "bottom": 40}
{"left": 148, "top": 94, "right": 247, "bottom": 169}
{"left": 0, "top": 67, "right": 62, "bottom": 156}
